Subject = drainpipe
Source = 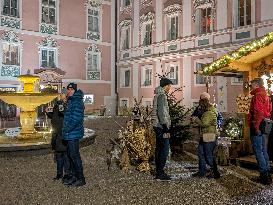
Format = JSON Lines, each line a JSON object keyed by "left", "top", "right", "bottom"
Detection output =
{"left": 115, "top": 0, "right": 118, "bottom": 115}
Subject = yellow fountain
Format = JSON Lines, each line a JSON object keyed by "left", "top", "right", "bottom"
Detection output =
{"left": 0, "top": 73, "right": 58, "bottom": 140}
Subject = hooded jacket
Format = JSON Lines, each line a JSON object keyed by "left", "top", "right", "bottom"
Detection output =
{"left": 152, "top": 86, "right": 171, "bottom": 129}
{"left": 249, "top": 87, "right": 272, "bottom": 133}
{"left": 63, "top": 90, "right": 85, "bottom": 140}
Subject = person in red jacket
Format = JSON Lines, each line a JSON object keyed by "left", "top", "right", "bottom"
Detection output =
{"left": 249, "top": 77, "right": 272, "bottom": 185}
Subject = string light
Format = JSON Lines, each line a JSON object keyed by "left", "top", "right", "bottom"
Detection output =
{"left": 200, "top": 32, "right": 273, "bottom": 75}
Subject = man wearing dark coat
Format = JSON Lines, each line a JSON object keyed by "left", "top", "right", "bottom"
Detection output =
{"left": 62, "top": 83, "right": 86, "bottom": 187}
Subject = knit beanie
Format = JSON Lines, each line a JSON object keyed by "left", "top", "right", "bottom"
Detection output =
{"left": 200, "top": 92, "right": 210, "bottom": 100}
{"left": 67, "top": 83, "right": 77, "bottom": 91}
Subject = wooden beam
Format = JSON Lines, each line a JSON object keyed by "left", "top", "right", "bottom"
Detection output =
{"left": 229, "top": 61, "right": 252, "bottom": 71}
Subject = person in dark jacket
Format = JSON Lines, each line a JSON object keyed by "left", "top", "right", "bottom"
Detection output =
{"left": 45, "top": 93, "right": 70, "bottom": 180}
{"left": 151, "top": 77, "right": 172, "bottom": 181}
{"left": 62, "top": 83, "right": 86, "bottom": 187}
{"left": 249, "top": 78, "right": 272, "bottom": 185}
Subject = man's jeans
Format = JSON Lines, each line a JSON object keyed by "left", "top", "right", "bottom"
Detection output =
{"left": 154, "top": 127, "right": 170, "bottom": 177}
{"left": 55, "top": 151, "right": 70, "bottom": 176}
{"left": 251, "top": 133, "right": 270, "bottom": 173}
{"left": 67, "top": 139, "right": 84, "bottom": 180}
{"left": 198, "top": 141, "right": 216, "bottom": 176}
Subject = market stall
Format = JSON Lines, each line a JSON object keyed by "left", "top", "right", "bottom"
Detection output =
{"left": 197, "top": 31, "right": 273, "bottom": 156}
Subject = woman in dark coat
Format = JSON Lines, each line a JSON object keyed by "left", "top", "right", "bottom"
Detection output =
{"left": 46, "top": 93, "right": 70, "bottom": 180}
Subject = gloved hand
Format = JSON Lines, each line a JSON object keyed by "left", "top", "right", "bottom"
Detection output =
{"left": 161, "top": 124, "right": 170, "bottom": 133}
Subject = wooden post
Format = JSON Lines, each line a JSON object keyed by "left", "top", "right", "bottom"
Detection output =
{"left": 242, "top": 71, "right": 252, "bottom": 154}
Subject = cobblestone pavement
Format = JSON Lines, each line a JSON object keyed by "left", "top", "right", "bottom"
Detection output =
{"left": 0, "top": 117, "right": 272, "bottom": 205}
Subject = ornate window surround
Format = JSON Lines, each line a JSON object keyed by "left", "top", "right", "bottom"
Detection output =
{"left": 140, "top": 12, "right": 155, "bottom": 46}
{"left": 0, "top": 30, "right": 23, "bottom": 77}
{"left": 39, "top": 0, "right": 59, "bottom": 35}
{"left": 163, "top": 4, "right": 182, "bottom": 41}
{"left": 85, "top": 44, "right": 102, "bottom": 80}
{"left": 0, "top": 0, "right": 22, "bottom": 29}
{"left": 120, "top": 0, "right": 132, "bottom": 13}
{"left": 37, "top": 36, "right": 59, "bottom": 69}
{"left": 192, "top": 0, "right": 216, "bottom": 22}
{"left": 85, "top": 0, "right": 102, "bottom": 41}
{"left": 141, "top": 0, "right": 152, "bottom": 7}
{"left": 118, "top": 19, "right": 132, "bottom": 50}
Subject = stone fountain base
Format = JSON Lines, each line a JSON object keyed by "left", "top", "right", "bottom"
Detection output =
{"left": 0, "top": 128, "right": 96, "bottom": 157}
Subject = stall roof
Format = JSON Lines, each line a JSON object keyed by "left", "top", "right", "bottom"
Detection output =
{"left": 198, "top": 32, "right": 273, "bottom": 76}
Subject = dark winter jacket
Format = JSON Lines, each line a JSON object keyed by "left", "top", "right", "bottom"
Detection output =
{"left": 249, "top": 87, "right": 272, "bottom": 134}
{"left": 46, "top": 100, "right": 67, "bottom": 152}
{"left": 63, "top": 90, "right": 85, "bottom": 140}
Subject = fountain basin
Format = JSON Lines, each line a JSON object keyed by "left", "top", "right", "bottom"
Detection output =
{"left": 0, "top": 93, "right": 57, "bottom": 111}
{"left": 0, "top": 128, "right": 96, "bottom": 157}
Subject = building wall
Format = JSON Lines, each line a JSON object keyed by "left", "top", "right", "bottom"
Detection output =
{"left": 0, "top": 0, "right": 116, "bottom": 115}
{"left": 117, "top": 0, "right": 273, "bottom": 113}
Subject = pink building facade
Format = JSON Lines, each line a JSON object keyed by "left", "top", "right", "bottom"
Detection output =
{"left": 117, "top": 0, "right": 273, "bottom": 113}
{"left": 0, "top": 0, "right": 116, "bottom": 115}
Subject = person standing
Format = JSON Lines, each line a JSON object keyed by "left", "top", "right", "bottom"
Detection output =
{"left": 249, "top": 78, "right": 272, "bottom": 185}
{"left": 62, "top": 83, "right": 86, "bottom": 187}
{"left": 45, "top": 93, "right": 70, "bottom": 181}
{"left": 152, "top": 77, "right": 173, "bottom": 180}
{"left": 192, "top": 94, "right": 220, "bottom": 179}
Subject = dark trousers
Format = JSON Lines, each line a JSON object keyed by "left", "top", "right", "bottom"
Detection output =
{"left": 154, "top": 127, "right": 170, "bottom": 176}
{"left": 67, "top": 139, "right": 84, "bottom": 180}
{"left": 55, "top": 151, "right": 70, "bottom": 176}
{"left": 198, "top": 140, "right": 218, "bottom": 176}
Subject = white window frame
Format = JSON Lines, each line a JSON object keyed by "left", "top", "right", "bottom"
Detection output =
{"left": 194, "top": 58, "right": 213, "bottom": 86}
{"left": 166, "top": 14, "right": 179, "bottom": 41}
{"left": 120, "top": 26, "right": 131, "bottom": 50}
{"left": 120, "top": 67, "right": 131, "bottom": 88}
{"left": 1, "top": 0, "right": 21, "bottom": 17}
{"left": 141, "top": 65, "right": 153, "bottom": 88}
{"left": 39, "top": 47, "right": 58, "bottom": 69}
{"left": 142, "top": 98, "right": 153, "bottom": 107}
{"left": 238, "top": 0, "right": 252, "bottom": 27}
{"left": 86, "top": 44, "right": 101, "bottom": 80}
{"left": 41, "top": 0, "right": 57, "bottom": 25}
{"left": 166, "top": 62, "right": 179, "bottom": 87}
{"left": 195, "top": 5, "right": 213, "bottom": 35}
{"left": 86, "top": 5, "right": 102, "bottom": 41}
{"left": 121, "top": 0, "right": 131, "bottom": 8}
{"left": 120, "top": 98, "right": 129, "bottom": 107}
{"left": 231, "top": 77, "right": 244, "bottom": 85}
{"left": 2, "top": 42, "right": 20, "bottom": 66}
{"left": 39, "top": 0, "right": 59, "bottom": 34}
{"left": 233, "top": 0, "right": 255, "bottom": 28}
{"left": 142, "top": 22, "right": 152, "bottom": 46}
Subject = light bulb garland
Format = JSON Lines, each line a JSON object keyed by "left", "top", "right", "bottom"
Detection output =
{"left": 200, "top": 32, "right": 273, "bottom": 75}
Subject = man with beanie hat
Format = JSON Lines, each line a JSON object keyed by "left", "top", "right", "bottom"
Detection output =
{"left": 151, "top": 77, "right": 172, "bottom": 180}
{"left": 62, "top": 83, "right": 86, "bottom": 187}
